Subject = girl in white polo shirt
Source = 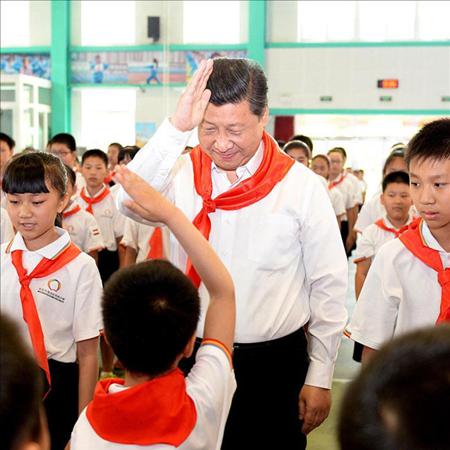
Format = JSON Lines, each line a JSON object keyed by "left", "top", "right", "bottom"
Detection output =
{"left": 1, "top": 152, "right": 103, "bottom": 450}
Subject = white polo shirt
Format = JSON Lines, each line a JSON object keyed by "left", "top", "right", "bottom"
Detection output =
{"left": 354, "top": 192, "right": 385, "bottom": 233}
{"left": 317, "top": 176, "right": 346, "bottom": 218}
{"left": 329, "top": 174, "right": 357, "bottom": 221}
{"left": 121, "top": 218, "right": 170, "bottom": 264}
{"left": 1, "top": 206, "right": 14, "bottom": 244}
{"left": 346, "top": 172, "right": 364, "bottom": 205}
{"left": 71, "top": 343, "right": 236, "bottom": 450}
{"left": 117, "top": 119, "right": 348, "bottom": 389}
{"left": 347, "top": 221, "right": 450, "bottom": 350}
{"left": 353, "top": 215, "right": 413, "bottom": 263}
{"left": 0, "top": 228, "right": 103, "bottom": 363}
{"left": 77, "top": 186, "right": 126, "bottom": 251}
{"left": 62, "top": 202, "right": 105, "bottom": 253}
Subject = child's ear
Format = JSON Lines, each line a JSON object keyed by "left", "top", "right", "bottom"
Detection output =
{"left": 183, "top": 333, "right": 197, "bottom": 359}
{"left": 380, "top": 192, "right": 385, "bottom": 207}
{"left": 58, "top": 192, "right": 70, "bottom": 213}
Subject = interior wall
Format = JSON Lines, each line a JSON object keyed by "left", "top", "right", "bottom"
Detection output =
{"left": 29, "top": 1, "right": 51, "bottom": 46}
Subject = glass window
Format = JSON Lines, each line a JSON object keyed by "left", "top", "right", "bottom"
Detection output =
{"left": 79, "top": 88, "right": 136, "bottom": 150}
{"left": 418, "top": 1, "right": 450, "bottom": 40}
{"left": 359, "top": 1, "right": 416, "bottom": 41}
{"left": 298, "top": 1, "right": 357, "bottom": 41}
{"left": 183, "top": 1, "right": 240, "bottom": 43}
{"left": 80, "top": 1, "right": 135, "bottom": 46}
{"left": 0, "top": 0, "right": 30, "bottom": 47}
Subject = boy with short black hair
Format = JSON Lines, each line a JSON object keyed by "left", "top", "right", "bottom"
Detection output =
{"left": 78, "top": 149, "right": 126, "bottom": 378}
{"left": 347, "top": 118, "right": 450, "bottom": 362}
{"left": 353, "top": 171, "right": 413, "bottom": 298}
{"left": 71, "top": 166, "right": 236, "bottom": 450}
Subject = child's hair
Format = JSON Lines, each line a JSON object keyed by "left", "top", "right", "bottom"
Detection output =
{"left": 290, "top": 134, "right": 314, "bottom": 152}
{"left": 312, "top": 154, "right": 331, "bottom": 168}
{"left": 0, "top": 132, "right": 15, "bottom": 150}
{"left": 48, "top": 133, "right": 76, "bottom": 153}
{"left": 283, "top": 140, "right": 311, "bottom": 159}
{"left": 64, "top": 164, "right": 77, "bottom": 187}
{"left": 2, "top": 152, "right": 67, "bottom": 197}
{"left": 382, "top": 148, "right": 406, "bottom": 176}
{"left": 382, "top": 171, "right": 410, "bottom": 192}
{"left": 81, "top": 149, "right": 108, "bottom": 166}
{"left": 405, "top": 118, "right": 450, "bottom": 167}
{"left": 102, "top": 260, "right": 200, "bottom": 377}
{"left": 0, "top": 314, "right": 44, "bottom": 450}
{"left": 118, "top": 145, "right": 140, "bottom": 164}
{"left": 328, "top": 146, "right": 347, "bottom": 161}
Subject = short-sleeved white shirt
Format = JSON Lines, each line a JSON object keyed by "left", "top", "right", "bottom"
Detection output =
{"left": 354, "top": 192, "right": 385, "bottom": 233}
{"left": 62, "top": 202, "right": 105, "bottom": 253}
{"left": 0, "top": 228, "right": 103, "bottom": 363}
{"left": 316, "top": 175, "right": 345, "bottom": 218}
{"left": 77, "top": 186, "right": 126, "bottom": 251}
{"left": 1, "top": 206, "right": 14, "bottom": 244}
{"left": 346, "top": 172, "right": 364, "bottom": 205}
{"left": 71, "top": 344, "right": 236, "bottom": 450}
{"left": 353, "top": 215, "right": 414, "bottom": 263}
{"left": 121, "top": 218, "right": 170, "bottom": 264}
{"left": 347, "top": 221, "right": 450, "bottom": 350}
{"left": 329, "top": 174, "right": 357, "bottom": 220}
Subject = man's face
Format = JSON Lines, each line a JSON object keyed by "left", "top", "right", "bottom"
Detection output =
{"left": 49, "top": 142, "right": 77, "bottom": 167}
{"left": 0, "top": 140, "right": 13, "bottom": 175}
{"left": 198, "top": 101, "right": 268, "bottom": 172}
{"left": 328, "top": 151, "right": 345, "bottom": 178}
{"left": 381, "top": 183, "right": 412, "bottom": 223}
{"left": 409, "top": 158, "right": 450, "bottom": 234}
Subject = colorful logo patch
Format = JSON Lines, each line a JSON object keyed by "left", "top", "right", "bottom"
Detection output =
{"left": 47, "top": 279, "right": 61, "bottom": 292}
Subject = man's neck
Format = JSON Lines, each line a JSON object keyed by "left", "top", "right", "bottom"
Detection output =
{"left": 226, "top": 170, "right": 238, "bottom": 184}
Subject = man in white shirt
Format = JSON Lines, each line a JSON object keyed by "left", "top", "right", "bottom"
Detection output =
{"left": 117, "top": 58, "right": 347, "bottom": 450}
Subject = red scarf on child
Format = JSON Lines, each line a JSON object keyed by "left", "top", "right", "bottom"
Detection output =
{"left": 375, "top": 218, "right": 409, "bottom": 238}
{"left": 328, "top": 173, "right": 346, "bottom": 190}
{"left": 399, "top": 218, "right": 450, "bottom": 323}
{"left": 146, "top": 227, "right": 164, "bottom": 260}
{"left": 80, "top": 186, "right": 110, "bottom": 214}
{"left": 63, "top": 203, "right": 81, "bottom": 219}
{"left": 187, "top": 131, "right": 294, "bottom": 287}
{"left": 86, "top": 369, "right": 196, "bottom": 446}
{"left": 10, "top": 242, "right": 81, "bottom": 388}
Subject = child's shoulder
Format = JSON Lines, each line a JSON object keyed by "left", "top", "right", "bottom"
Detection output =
{"left": 372, "top": 237, "right": 412, "bottom": 267}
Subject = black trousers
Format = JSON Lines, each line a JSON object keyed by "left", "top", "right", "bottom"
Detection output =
{"left": 98, "top": 249, "right": 120, "bottom": 284}
{"left": 180, "top": 328, "right": 310, "bottom": 450}
{"left": 43, "top": 359, "right": 79, "bottom": 450}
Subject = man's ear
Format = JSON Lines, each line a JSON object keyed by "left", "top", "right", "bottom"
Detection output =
{"left": 261, "top": 106, "right": 269, "bottom": 127}
{"left": 183, "top": 333, "right": 197, "bottom": 359}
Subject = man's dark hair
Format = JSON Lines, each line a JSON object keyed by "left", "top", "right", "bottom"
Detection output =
{"left": 48, "top": 133, "right": 77, "bottom": 153}
{"left": 0, "top": 314, "right": 44, "bottom": 449}
{"left": 207, "top": 58, "right": 268, "bottom": 117}
{"left": 0, "top": 132, "right": 15, "bottom": 150}
{"left": 328, "top": 147, "right": 347, "bottom": 161}
{"left": 381, "top": 171, "right": 410, "bottom": 192}
{"left": 102, "top": 260, "right": 201, "bottom": 377}
{"left": 290, "top": 134, "right": 313, "bottom": 152}
{"left": 338, "top": 325, "right": 450, "bottom": 450}
{"left": 81, "top": 149, "right": 108, "bottom": 166}
{"left": 405, "top": 118, "right": 450, "bottom": 167}
{"left": 283, "top": 140, "right": 311, "bottom": 159}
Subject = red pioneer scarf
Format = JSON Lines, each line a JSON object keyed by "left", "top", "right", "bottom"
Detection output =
{"left": 399, "top": 219, "right": 450, "bottom": 323}
{"left": 375, "top": 218, "right": 409, "bottom": 238}
{"left": 146, "top": 227, "right": 164, "bottom": 260}
{"left": 328, "top": 173, "right": 346, "bottom": 190}
{"left": 80, "top": 186, "right": 110, "bottom": 214}
{"left": 10, "top": 242, "right": 81, "bottom": 388}
{"left": 63, "top": 203, "right": 81, "bottom": 219}
{"left": 86, "top": 368, "right": 196, "bottom": 446}
{"left": 188, "top": 131, "right": 294, "bottom": 287}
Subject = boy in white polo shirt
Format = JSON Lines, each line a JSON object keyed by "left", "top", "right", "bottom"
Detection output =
{"left": 347, "top": 118, "right": 450, "bottom": 363}
{"left": 354, "top": 171, "right": 413, "bottom": 298}
{"left": 62, "top": 165, "right": 104, "bottom": 262}
{"left": 71, "top": 165, "right": 236, "bottom": 450}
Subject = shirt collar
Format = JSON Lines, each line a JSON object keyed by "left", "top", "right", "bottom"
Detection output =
{"left": 382, "top": 212, "right": 414, "bottom": 230}
{"left": 83, "top": 184, "right": 107, "bottom": 199}
{"left": 211, "top": 141, "right": 264, "bottom": 179}
{"left": 420, "top": 221, "right": 447, "bottom": 253}
{"left": 9, "top": 227, "right": 71, "bottom": 259}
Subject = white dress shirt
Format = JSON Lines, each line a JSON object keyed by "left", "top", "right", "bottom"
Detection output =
{"left": 0, "top": 228, "right": 103, "bottom": 363}
{"left": 117, "top": 119, "right": 348, "bottom": 388}
{"left": 347, "top": 221, "right": 450, "bottom": 350}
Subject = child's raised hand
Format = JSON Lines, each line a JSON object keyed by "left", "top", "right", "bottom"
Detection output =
{"left": 114, "top": 165, "right": 174, "bottom": 224}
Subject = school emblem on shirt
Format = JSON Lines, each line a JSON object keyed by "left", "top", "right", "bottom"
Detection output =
{"left": 47, "top": 279, "right": 61, "bottom": 292}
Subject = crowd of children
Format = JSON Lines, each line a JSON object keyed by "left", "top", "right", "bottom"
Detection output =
{"left": 0, "top": 65, "right": 449, "bottom": 450}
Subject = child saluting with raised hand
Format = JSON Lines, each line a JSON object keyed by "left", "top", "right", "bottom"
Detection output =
{"left": 71, "top": 165, "right": 236, "bottom": 450}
